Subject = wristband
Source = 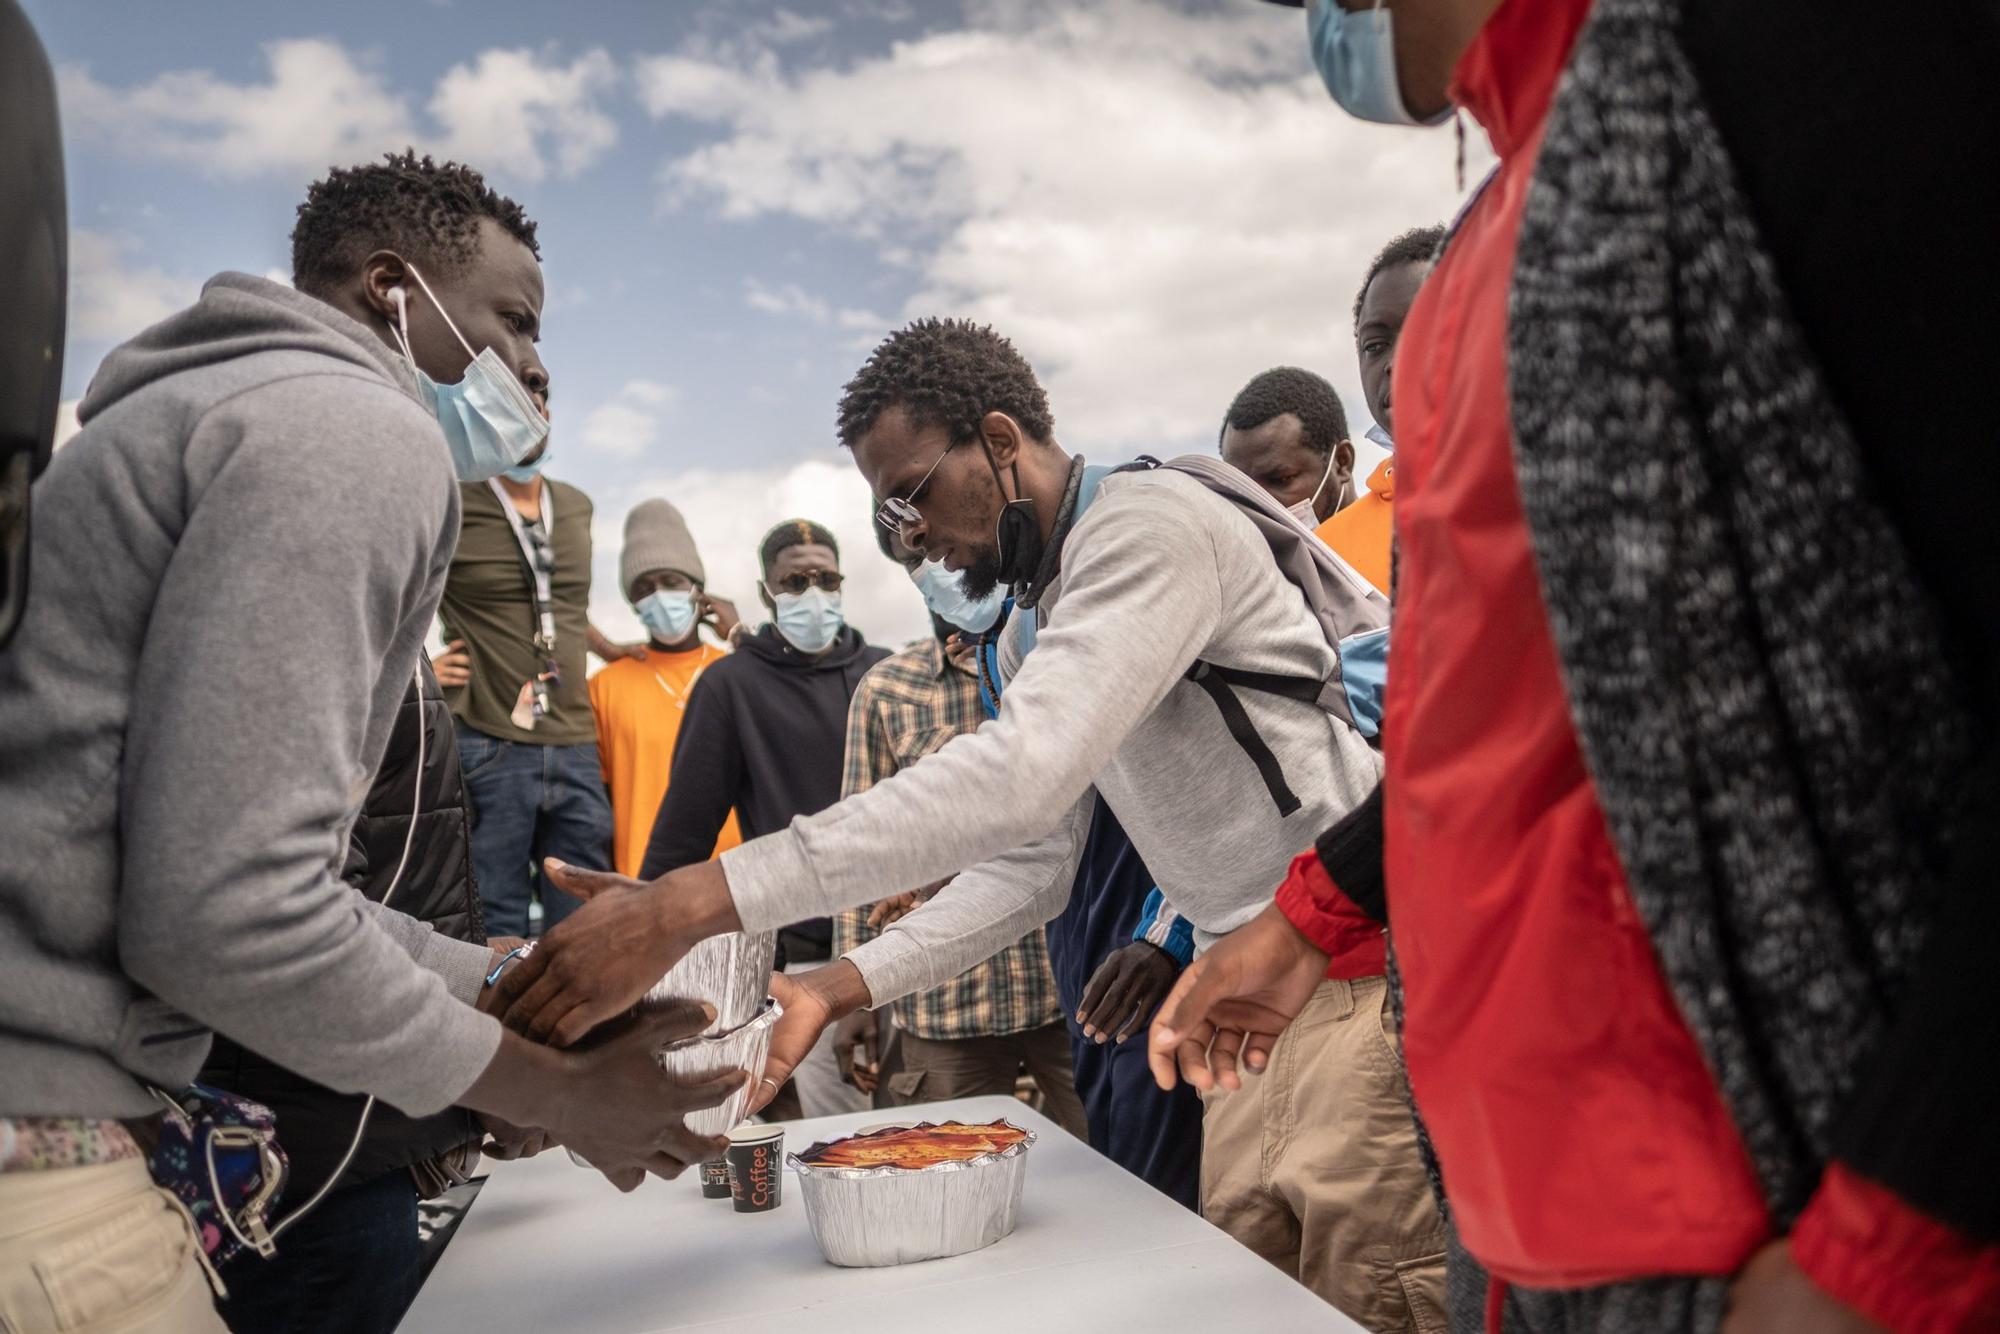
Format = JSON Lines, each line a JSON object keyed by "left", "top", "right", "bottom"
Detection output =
{"left": 484, "top": 945, "right": 530, "bottom": 988}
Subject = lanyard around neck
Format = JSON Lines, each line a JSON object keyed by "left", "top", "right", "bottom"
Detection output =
{"left": 488, "top": 479, "right": 557, "bottom": 652}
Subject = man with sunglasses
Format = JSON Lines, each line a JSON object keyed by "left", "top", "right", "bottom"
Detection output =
{"left": 506, "top": 320, "right": 1439, "bottom": 1325}
{"left": 637, "top": 519, "right": 889, "bottom": 1117}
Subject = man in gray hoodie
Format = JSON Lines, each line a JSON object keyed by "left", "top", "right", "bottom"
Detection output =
{"left": 0, "top": 152, "right": 734, "bottom": 1330}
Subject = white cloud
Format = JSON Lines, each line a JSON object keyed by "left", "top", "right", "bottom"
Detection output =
{"left": 637, "top": 0, "right": 1493, "bottom": 449}
{"left": 67, "top": 230, "right": 199, "bottom": 342}
{"left": 587, "top": 454, "right": 930, "bottom": 650}
{"left": 744, "top": 277, "right": 888, "bottom": 336}
{"left": 60, "top": 40, "right": 620, "bottom": 185}
{"left": 576, "top": 378, "right": 681, "bottom": 459}
{"left": 60, "top": 40, "right": 415, "bottom": 180}
{"left": 760, "top": 11, "right": 836, "bottom": 45}
{"left": 430, "top": 48, "right": 621, "bottom": 183}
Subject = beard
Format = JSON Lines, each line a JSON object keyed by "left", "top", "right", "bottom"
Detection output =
{"left": 957, "top": 545, "right": 1008, "bottom": 600}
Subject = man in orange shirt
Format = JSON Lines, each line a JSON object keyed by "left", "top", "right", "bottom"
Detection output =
{"left": 1312, "top": 225, "right": 1446, "bottom": 597}
{"left": 588, "top": 498, "right": 741, "bottom": 877}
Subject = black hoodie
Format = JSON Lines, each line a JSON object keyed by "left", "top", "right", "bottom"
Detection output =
{"left": 641, "top": 622, "right": 890, "bottom": 951}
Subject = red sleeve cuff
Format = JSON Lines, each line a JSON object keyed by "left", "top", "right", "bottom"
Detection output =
{"left": 1273, "top": 849, "right": 1386, "bottom": 980}
{"left": 1791, "top": 1162, "right": 2000, "bottom": 1333}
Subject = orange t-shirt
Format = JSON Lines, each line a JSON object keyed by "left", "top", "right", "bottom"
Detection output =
{"left": 588, "top": 645, "right": 741, "bottom": 878}
{"left": 1315, "top": 457, "right": 1395, "bottom": 596}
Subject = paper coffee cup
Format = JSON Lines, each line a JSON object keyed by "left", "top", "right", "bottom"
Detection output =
{"left": 726, "top": 1125, "right": 784, "bottom": 1213}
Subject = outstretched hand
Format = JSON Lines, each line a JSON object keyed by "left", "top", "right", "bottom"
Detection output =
{"left": 492, "top": 857, "right": 740, "bottom": 1048}
{"left": 749, "top": 970, "right": 832, "bottom": 1115}
{"left": 542, "top": 999, "right": 744, "bottom": 1191}
{"left": 1078, "top": 941, "right": 1180, "bottom": 1044}
{"left": 747, "top": 963, "right": 873, "bottom": 1116}
{"left": 1147, "top": 902, "right": 1328, "bottom": 1094}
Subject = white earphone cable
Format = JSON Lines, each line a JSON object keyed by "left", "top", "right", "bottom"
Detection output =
{"left": 271, "top": 656, "right": 427, "bottom": 1240}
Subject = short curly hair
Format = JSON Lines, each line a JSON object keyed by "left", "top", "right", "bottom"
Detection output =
{"left": 1220, "top": 367, "right": 1350, "bottom": 459}
{"left": 290, "top": 149, "right": 540, "bottom": 297}
{"left": 759, "top": 518, "right": 839, "bottom": 576}
{"left": 1352, "top": 224, "right": 1446, "bottom": 330}
{"left": 836, "top": 318, "right": 1053, "bottom": 450}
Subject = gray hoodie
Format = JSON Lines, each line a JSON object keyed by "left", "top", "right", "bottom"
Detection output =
{"left": 0, "top": 273, "right": 500, "bottom": 1121}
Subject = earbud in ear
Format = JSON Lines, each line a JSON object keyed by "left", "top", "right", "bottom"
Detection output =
{"left": 389, "top": 287, "right": 408, "bottom": 314}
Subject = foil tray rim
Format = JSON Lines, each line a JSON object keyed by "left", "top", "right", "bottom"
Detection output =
{"left": 661, "top": 994, "right": 781, "bottom": 1051}
{"left": 785, "top": 1122, "right": 1037, "bottom": 1180}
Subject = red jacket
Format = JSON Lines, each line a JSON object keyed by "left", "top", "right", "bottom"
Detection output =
{"left": 1279, "top": 0, "right": 2000, "bottom": 1325}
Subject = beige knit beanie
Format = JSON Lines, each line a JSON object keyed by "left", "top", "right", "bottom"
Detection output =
{"left": 620, "top": 498, "right": 705, "bottom": 595}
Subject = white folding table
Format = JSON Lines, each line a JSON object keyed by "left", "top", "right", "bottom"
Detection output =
{"left": 401, "top": 1094, "right": 1361, "bottom": 1333}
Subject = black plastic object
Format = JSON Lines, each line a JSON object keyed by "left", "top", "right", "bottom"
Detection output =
{"left": 0, "top": 0, "right": 67, "bottom": 648}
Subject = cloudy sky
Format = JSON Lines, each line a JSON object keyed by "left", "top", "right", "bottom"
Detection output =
{"left": 27, "top": 0, "right": 1486, "bottom": 647}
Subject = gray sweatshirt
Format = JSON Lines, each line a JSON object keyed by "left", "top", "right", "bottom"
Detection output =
{"left": 0, "top": 273, "right": 500, "bottom": 1121}
{"left": 722, "top": 466, "right": 1383, "bottom": 1006}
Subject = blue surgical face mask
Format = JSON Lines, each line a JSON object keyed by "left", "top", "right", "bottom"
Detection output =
{"left": 388, "top": 263, "right": 549, "bottom": 483}
{"left": 1307, "top": 0, "right": 1452, "bottom": 128}
{"left": 502, "top": 446, "right": 550, "bottom": 484}
{"left": 770, "top": 586, "right": 843, "bottom": 654}
{"left": 910, "top": 557, "right": 1004, "bottom": 634}
{"left": 636, "top": 588, "right": 699, "bottom": 643}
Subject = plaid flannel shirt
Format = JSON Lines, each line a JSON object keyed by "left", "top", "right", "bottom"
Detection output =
{"left": 832, "top": 638, "right": 1061, "bottom": 1041}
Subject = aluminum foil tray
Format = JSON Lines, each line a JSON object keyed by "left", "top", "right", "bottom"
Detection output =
{"left": 787, "top": 1121, "right": 1036, "bottom": 1267}
{"left": 657, "top": 996, "right": 780, "bottom": 1139}
{"left": 645, "top": 929, "right": 777, "bottom": 1034}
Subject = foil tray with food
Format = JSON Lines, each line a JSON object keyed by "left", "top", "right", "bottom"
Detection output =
{"left": 787, "top": 1120, "right": 1035, "bottom": 1268}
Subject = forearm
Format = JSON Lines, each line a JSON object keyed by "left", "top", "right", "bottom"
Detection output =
{"left": 795, "top": 958, "right": 875, "bottom": 1023}
{"left": 458, "top": 1028, "right": 576, "bottom": 1133}
{"left": 844, "top": 802, "right": 1088, "bottom": 1007}
{"left": 364, "top": 903, "right": 502, "bottom": 1005}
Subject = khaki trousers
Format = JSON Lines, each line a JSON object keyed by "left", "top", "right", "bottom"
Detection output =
{"left": 1201, "top": 976, "right": 1448, "bottom": 1333}
{"left": 0, "top": 1159, "right": 225, "bottom": 1334}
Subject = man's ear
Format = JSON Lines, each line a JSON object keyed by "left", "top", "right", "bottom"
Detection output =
{"left": 756, "top": 582, "right": 775, "bottom": 614}
{"left": 1335, "top": 438, "right": 1356, "bottom": 480}
{"left": 980, "top": 410, "right": 1023, "bottom": 470}
{"left": 359, "top": 249, "right": 414, "bottom": 323}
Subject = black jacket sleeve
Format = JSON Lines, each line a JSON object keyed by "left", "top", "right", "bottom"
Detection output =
{"left": 639, "top": 666, "right": 744, "bottom": 879}
{"left": 1683, "top": 0, "right": 2000, "bottom": 1241}
{"left": 1313, "top": 781, "right": 1386, "bottom": 924}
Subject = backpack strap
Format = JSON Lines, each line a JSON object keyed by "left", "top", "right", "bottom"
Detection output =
{"left": 1185, "top": 662, "right": 1304, "bottom": 817}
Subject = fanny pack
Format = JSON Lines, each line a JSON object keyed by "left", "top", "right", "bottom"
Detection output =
{"left": 148, "top": 1084, "right": 289, "bottom": 1269}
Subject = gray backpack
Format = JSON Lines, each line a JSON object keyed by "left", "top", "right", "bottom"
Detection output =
{"left": 1154, "top": 455, "right": 1390, "bottom": 815}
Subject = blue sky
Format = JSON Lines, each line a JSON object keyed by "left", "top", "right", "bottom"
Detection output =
{"left": 26, "top": 0, "right": 1484, "bottom": 644}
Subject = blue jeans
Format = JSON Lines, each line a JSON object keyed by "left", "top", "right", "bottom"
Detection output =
{"left": 218, "top": 1169, "right": 419, "bottom": 1334}
{"left": 455, "top": 723, "right": 613, "bottom": 939}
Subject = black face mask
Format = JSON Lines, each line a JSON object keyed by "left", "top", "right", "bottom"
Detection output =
{"left": 988, "top": 453, "right": 1042, "bottom": 592}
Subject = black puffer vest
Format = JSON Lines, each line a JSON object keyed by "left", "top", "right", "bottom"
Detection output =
{"left": 200, "top": 657, "right": 488, "bottom": 1198}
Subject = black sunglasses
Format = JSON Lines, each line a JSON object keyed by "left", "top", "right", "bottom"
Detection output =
{"left": 767, "top": 570, "right": 844, "bottom": 596}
